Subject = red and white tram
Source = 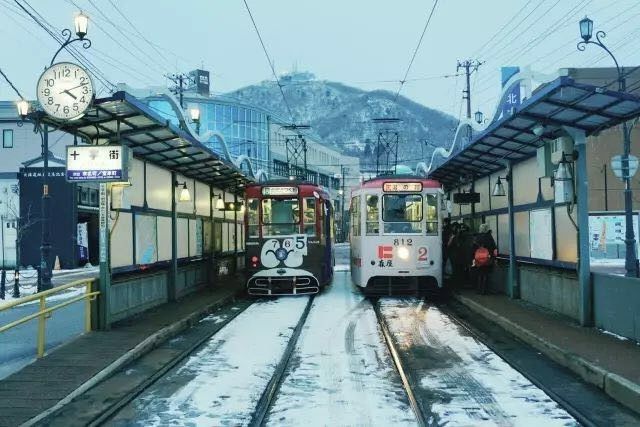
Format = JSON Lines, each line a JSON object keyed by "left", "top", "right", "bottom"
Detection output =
{"left": 349, "top": 176, "right": 443, "bottom": 295}
{"left": 244, "top": 180, "right": 335, "bottom": 295}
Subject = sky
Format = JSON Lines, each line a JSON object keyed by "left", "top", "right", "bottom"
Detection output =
{"left": 1, "top": 0, "right": 640, "bottom": 121}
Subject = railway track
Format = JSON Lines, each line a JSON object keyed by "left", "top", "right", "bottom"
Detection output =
{"left": 372, "top": 299, "right": 427, "bottom": 427}
{"left": 249, "top": 295, "right": 315, "bottom": 426}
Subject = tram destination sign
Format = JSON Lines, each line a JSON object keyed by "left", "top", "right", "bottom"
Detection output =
{"left": 66, "top": 145, "right": 129, "bottom": 182}
{"left": 262, "top": 186, "right": 299, "bottom": 196}
{"left": 383, "top": 182, "right": 423, "bottom": 192}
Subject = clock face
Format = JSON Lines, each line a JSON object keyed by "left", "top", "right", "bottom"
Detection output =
{"left": 36, "top": 62, "right": 94, "bottom": 120}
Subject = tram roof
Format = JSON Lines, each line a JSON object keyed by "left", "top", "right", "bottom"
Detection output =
{"left": 31, "top": 91, "right": 252, "bottom": 192}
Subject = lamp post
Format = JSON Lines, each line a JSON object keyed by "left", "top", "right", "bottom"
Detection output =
{"left": 474, "top": 110, "right": 484, "bottom": 125}
{"left": 578, "top": 16, "right": 638, "bottom": 277}
{"left": 189, "top": 107, "right": 201, "bottom": 134}
{"left": 19, "top": 12, "right": 92, "bottom": 291}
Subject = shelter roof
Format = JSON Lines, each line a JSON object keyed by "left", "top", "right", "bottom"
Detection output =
{"left": 431, "top": 75, "right": 640, "bottom": 189}
{"left": 33, "top": 91, "right": 251, "bottom": 191}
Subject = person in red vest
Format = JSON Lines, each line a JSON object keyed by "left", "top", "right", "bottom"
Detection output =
{"left": 472, "top": 223, "right": 497, "bottom": 294}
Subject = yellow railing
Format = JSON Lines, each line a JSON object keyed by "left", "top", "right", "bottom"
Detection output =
{"left": 0, "top": 278, "right": 99, "bottom": 358}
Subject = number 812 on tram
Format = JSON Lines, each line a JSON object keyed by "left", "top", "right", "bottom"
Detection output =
{"left": 349, "top": 176, "right": 443, "bottom": 295}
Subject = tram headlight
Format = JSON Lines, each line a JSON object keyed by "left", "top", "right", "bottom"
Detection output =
{"left": 397, "top": 246, "right": 409, "bottom": 260}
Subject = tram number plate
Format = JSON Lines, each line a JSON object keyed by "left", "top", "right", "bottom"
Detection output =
{"left": 393, "top": 238, "right": 413, "bottom": 246}
{"left": 283, "top": 235, "right": 308, "bottom": 255}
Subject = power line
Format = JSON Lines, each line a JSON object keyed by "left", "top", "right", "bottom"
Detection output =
{"left": 0, "top": 67, "right": 25, "bottom": 99}
{"left": 472, "top": 0, "right": 533, "bottom": 58}
{"left": 242, "top": 0, "right": 295, "bottom": 124}
{"left": 394, "top": 0, "right": 439, "bottom": 102}
{"left": 84, "top": 0, "right": 169, "bottom": 75}
{"left": 14, "top": 0, "right": 115, "bottom": 91}
{"left": 106, "top": 0, "right": 174, "bottom": 69}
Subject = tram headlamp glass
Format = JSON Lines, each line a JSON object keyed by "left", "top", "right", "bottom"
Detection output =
{"left": 397, "top": 246, "right": 410, "bottom": 260}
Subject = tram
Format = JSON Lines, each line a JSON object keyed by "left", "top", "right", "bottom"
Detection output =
{"left": 244, "top": 180, "right": 335, "bottom": 295}
{"left": 349, "top": 176, "right": 443, "bottom": 295}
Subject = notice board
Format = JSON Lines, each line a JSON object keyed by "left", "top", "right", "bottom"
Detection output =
{"left": 529, "top": 208, "right": 553, "bottom": 260}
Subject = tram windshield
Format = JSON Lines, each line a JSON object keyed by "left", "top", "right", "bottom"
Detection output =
{"left": 382, "top": 194, "right": 422, "bottom": 233}
{"left": 261, "top": 198, "right": 300, "bottom": 235}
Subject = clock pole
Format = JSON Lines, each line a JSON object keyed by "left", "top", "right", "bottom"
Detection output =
{"left": 39, "top": 124, "right": 52, "bottom": 291}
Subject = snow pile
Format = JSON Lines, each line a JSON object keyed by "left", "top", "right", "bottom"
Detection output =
{"left": 266, "top": 272, "right": 416, "bottom": 426}
{"left": 121, "top": 297, "right": 310, "bottom": 426}
{"left": 380, "top": 300, "right": 577, "bottom": 426}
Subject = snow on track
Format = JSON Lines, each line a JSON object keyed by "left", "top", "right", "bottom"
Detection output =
{"left": 266, "top": 272, "right": 416, "bottom": 426}
{"left": 380, "top": 299, "right": 577, "bottom": 426}
{"left": 108, "top": 297, "right": 310, "bottom": 427}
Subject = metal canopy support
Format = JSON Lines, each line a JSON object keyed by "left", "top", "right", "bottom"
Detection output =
{"left": 169, "top": 171, "right": 178, "bottom": 302}
{"left": 507, "top": 163, "right": 519, "bottom": 299}
{"left": 98, "top": 183, "right": 111, "bottom": 329}
{"left": 563, "top": 126, "right": 592, "bottom": 326}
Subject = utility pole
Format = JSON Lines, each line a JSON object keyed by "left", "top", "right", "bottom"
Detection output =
{"left": 456, "top": 60, "right": 484, "bottom": 119}
{"left": 167, "top": 73, "right": 191, "bottom": 108}
{"left": 340, "top": 165, "right": 347, "bottom": 242}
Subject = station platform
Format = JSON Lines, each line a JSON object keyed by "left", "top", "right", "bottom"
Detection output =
{"left": 0, "top": 278, "right": 244, "bottom": 427}
{"left": 454, "top": 290, "right": 640, "bottom": 415}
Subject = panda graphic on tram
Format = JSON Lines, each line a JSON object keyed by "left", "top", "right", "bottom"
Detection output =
{"left": 244, "top": 181, "right": 335, "bottom": 296}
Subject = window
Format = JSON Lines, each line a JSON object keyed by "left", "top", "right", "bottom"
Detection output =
{"left": 382, "top": 194, "right": 422, "bottom": 234}
{"left": 303, "top": 197, "right": 316, "bottom": 235}
{"left": 247, "top": 198, "right": 259, "bottom": 237}
{"left": 366, "top": 195, "right": 379, "bottom": 235}
{"left": 3, "top": 129, "right": 13, "bottom": 148}
{"left": 425, "top": 194, "right": 438, "bottom": 235}
{"left": 350, "top": 196, "right": 360, "bottom": 237}
{"left": 262, "top": 198, "right": 300, "bottom": 236}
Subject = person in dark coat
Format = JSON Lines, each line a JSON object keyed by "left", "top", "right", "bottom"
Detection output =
{"left": 442, "top": 218, "right": 452, "bottom": 274}
{"left": 472, "top": 223, "right": 497, "bottom": 294}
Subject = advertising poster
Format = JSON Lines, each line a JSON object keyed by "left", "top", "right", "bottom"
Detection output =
{"left": 77, "top": 222, "right": 89, "bottom": 262}
{"left": 589, "top": 213, "right": 640, "bottom": 259}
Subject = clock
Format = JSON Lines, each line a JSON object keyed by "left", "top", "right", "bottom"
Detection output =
{"left": 36, "top": 62, "right": 94, "bottom": 120}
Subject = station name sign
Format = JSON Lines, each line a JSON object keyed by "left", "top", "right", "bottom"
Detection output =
{"left": 262, "top": 186, "right": 299, "bottom": 196}
{"left": 383, "top": 182, "right": 423, "bottom": 192}
{"left": 66, "top": 145, "right": 129, "bottom": 182}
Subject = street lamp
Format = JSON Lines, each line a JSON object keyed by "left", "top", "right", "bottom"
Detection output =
{"left": 50, "top": 12, "right": 91, "bottom": 67}
{"left": 474, "top": 110, "right": 484, "bottom": 125}
{"left": 16, "top": 100, "right": 30, "bottom": 118}
{"left": 189, "top": 107, "right": 200, "bottom": 134}
{"left": 74, "top": 11, "right": 89, "bottom": 39}
{"left": 577, "top": 16, "right": 638, "bottom": 277}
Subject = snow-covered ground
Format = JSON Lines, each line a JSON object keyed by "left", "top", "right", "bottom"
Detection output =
{"left": 108, "top": 297, "right": 310, "bottom": 426}
{"left": 266, "top": 271, "right": 416, "bottom": 426}
{"left": 380, "top": 299, "right": 577, "bottom": 426}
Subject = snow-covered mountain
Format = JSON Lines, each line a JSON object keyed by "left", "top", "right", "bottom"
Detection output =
{"left": 223, "top": 72, "right": 458, "bottom": 170}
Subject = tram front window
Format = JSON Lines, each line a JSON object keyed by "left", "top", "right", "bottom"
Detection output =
{"left": 261, "top": 198, "right": 300, "bottom": 236}
{"left": 382, "top": 194, "right": 423, "bottom": 234}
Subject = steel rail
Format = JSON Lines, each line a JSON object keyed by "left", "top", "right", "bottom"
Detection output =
{"left": 250, "top": 295, "right": 315, "bottom": 427}
{"left": 441, "top": 303, "right": 598, "bottom": 427}
{"left": 92, "top": 297, "right": 252, "bottom": 426}
{"left": 373, "top": 300, "right": 427, "bottom": 427}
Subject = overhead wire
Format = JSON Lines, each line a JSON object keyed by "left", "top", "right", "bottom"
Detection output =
{"left": 105, "top": 0, "right": 174, "bottom": 69}
{"left": 393, "top": 0, "right": 439, "bottom": 102}
{"left": 471, "top": 0, "right": 533, "bottom": 58}
{"left": 83, "top": 0, "right": 170, "bottom": 76}
{"left": 242, "top": 0, "right": 295, "bottom": 124}
{"left": 13, "top": 0, "right": 115, "bottom": 91}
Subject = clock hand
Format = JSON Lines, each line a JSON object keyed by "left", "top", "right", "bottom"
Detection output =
{"left": 60, "top": 89, "right": 78, "bottom": 100}
{"left": 65, "top": 82, "right": 89, "bottom": 92}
